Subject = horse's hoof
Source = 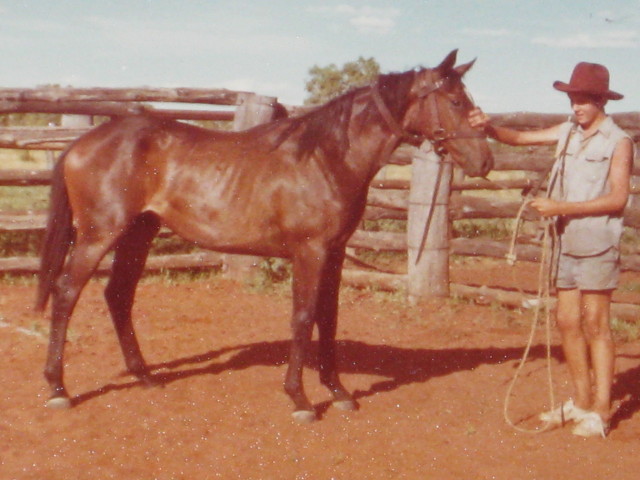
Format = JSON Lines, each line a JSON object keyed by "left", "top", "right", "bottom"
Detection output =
{"left": 333, "top": 399, "right": 357, "bottom": 411}
{"left": 46, "top": 396, "right": 71, "bottom": 409}
{"left": 292, "top": 410, "right": 317, "bottom": 424}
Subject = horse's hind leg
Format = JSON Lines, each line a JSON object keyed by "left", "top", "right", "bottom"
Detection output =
{"left": 104, "top": 212, "right": 160, "bottom": 383}
{"left": 45, "top": 239, "right": 113, "bottom": 408}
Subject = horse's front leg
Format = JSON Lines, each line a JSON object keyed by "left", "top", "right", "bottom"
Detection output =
{"left": 285, "top": 308, "right": 316, "bottom": 423}
{"left": 316, "top": 247, "right": 357, "bottom": 411}
{"left": 285, "top": 250, "right": 326, "bottom": 423}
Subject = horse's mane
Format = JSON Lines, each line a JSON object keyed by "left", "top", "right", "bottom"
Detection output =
{"left": 270, "top": 68, "right": 418, "bottom": 163}
{"left": 373, "top": 69, "right": 418, "bottom": 123}
{"left": 270, "top": 89, "right": 357, "bottom": 162}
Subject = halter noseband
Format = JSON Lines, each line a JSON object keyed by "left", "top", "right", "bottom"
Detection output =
{"left": 371, "top": 74, "right": 486, "bottom": 153}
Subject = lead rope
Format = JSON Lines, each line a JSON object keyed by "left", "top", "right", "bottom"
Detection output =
{"left": 503, "top": 211, "right": 556, "bottom": 433}
{"left": 414, "top": 150, "right": 447, "bottom": 265}
{"left": 414, "top": 72, "right": 448, "bottom": 265}
{"left": 502, "top": 124, "right": 575, "bottom": 433}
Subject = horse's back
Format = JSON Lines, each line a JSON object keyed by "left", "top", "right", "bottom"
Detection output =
{"left": 61, "top": 116, "right": 211, "bottom": 232}
{"left": 63, "top": 115, "right": 236, "bottom": 199}
{"left": 65, "top": 116, "right": 228, "bottom": 167}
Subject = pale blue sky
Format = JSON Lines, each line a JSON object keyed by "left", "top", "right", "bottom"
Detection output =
{"left": 1, "top": 0, "right": 639, "bottom": 113}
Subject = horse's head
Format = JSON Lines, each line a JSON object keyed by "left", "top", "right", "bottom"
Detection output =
{"left": 377, "top": 50, "right": 493, "bottom": 178}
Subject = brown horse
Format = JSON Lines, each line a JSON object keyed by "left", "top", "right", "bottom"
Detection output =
{"left": 36, "top": 50, "right": 493, "bottom": 423}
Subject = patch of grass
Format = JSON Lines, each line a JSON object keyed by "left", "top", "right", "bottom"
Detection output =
{"left": 0, "top": 185, "right": 50, "bottom": 211}
{"left": 0, "top": 112, "right": 61, "bottom": 128}
{"left": 351, "top": 249, "right": 406, "bottom": 273}
{"left": 150, "top": 235, "right": 200, "bottom": 255}
{"left": 0, "top": 230, "right": 43, "bottom": 257}
{"left": 619, "top": 282, "right": 640, "bottom": 294}
{"left": 621, "top": 227, "right": 640, "bottom": 254}
{"left": 0, "top": 228, "right": 204, "bottom": 261}
{"left": 363, "top": 218, "right": 407, "bottom": 233}
{"left": 26, "top": 320, "right": 49, "bottom": 338}
{"left": 453, "top": 218, "right": 515, "bottom": 241}
{"left": 611, "top": 317, "right": 640, "bottom": 342}
{"left": 140, "top": 268, "right": 222, "bottom": 285}
{"left": 0, "top": 148, "right": 51, "bottom": 168}
{"left": 0, "top": 272, "right": 38, "bottom": 285}
{"left": 245, "top": 257, "right": 292, "bottom": 293}
{"left": 371, "top": 287, "right": 406, "bottom": 304}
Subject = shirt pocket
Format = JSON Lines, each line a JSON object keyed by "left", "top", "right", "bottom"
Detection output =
{"left": 581, "top": 155, "right": 610, "bottom": 186}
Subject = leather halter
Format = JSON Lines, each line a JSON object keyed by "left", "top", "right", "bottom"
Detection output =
{"left": 371, "top": 73, "right": 486, "bottom": 153}
{"left": 372, "top": 72, "right": 487, "bottom": 267}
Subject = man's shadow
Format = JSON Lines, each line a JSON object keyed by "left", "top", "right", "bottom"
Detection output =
{"left": 72, "top": 339, "right": 572, "bottom": 418}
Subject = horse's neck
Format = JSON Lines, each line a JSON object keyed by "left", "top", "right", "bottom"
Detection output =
{"left": 346, "top": 91, "right": 404, "bottom": 183}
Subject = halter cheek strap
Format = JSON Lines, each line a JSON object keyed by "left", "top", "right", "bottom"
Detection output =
{"left": 371, "top": 85, "right": 421, "bottom": 145}
{"left": 371, "top": 75, "right": 486, "bottom": 152}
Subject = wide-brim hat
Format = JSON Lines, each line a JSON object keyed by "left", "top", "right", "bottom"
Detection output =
{"left": 553, "top": 62, "right": 623, "bottom": 100}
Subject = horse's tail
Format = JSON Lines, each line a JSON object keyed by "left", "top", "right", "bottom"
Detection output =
{"left": 35, "top": 152, "right": 74, "bottom": 312}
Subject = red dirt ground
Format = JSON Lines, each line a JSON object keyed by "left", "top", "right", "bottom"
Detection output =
{"left": 1, "top": 260, "right": 639, "bottom": 479}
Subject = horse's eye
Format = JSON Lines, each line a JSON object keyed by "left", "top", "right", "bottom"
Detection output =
{"left": 451, "top": 99, "right": 462, "bottom": 107}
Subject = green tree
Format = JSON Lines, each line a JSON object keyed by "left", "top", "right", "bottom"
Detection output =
{"left": 304, "top": 57, "right": 380, "bottom": 105}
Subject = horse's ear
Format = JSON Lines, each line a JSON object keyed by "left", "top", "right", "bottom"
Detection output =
{"left": 454, "top": 58, "right": 476, "bottom": 77}
{"left": 435, "top": 49, "right": 458, "bottom": 74}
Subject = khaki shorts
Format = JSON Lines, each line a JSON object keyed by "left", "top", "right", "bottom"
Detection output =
{"left": 555, "top": 247, "right": 620, "bottom": 291}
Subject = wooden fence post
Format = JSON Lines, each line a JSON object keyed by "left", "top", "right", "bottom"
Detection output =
{"left": 407, "top": 142, "right": 452, "bottom": 304}
{"left": 222, "top": 94, "right": 278, "bottom": 281}
{"left": 232, "top": 93, "right": 278, "bottom": 130}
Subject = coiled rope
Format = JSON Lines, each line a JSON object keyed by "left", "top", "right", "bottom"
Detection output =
{"left": 502, "top": 204, "right": 557, "bottom": 433}
{"left": 501, "top": 124, "right": 573, "bottom": 433}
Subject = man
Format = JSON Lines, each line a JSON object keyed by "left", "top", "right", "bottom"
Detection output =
{"left": 469, "top": 62, "right": 634, "bottom": 437}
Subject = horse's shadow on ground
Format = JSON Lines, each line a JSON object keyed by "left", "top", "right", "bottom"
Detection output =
{"left": 611, "top": 352, "right": 640, "bottom": 429}
{"left": 72, "top": 339, "right": 575, "bottom": 416}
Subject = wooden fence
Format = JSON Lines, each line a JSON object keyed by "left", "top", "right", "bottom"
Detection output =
{"left": 1, "top": 86, "right": 640, "bottom": 317}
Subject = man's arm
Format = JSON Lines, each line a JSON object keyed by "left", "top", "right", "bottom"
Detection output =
{"left": 468, "top": 108, "right": 561, "bottom": 146}
{"left": 530, "top": 137, "right": 633, "bottom": 217}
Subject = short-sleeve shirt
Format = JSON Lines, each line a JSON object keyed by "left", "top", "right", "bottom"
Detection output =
{"left": 549, "top": 116, "right": 632, "bottom": 256}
